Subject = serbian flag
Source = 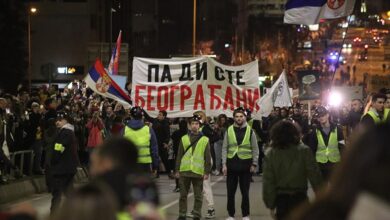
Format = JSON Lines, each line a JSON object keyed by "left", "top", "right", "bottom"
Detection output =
{"left": 284, "top": 0, "right": 356, "bottom": 25}
{"left": 107, "top": 30, "right": 122, "bottom": 75}
{"left": 85, "top": 59, "right": 132, "bottom": 108}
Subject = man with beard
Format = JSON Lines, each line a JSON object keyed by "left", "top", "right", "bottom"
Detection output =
{"left": 222, "top": 107, "right": 259, "bottom": 220}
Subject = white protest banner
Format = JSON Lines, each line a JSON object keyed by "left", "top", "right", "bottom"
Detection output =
{"left": 131, "top": 57, "right": 261, "bottom": 118}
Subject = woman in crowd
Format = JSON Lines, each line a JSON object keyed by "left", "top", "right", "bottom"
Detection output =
{"left": 263, "top": 120, "right": 323, "bottom": 220}
{"left": 85, "top": 111, "right": 104, "bottom": 152}
{"left": 213, "top": 114, "right": 229, "bottom": 175}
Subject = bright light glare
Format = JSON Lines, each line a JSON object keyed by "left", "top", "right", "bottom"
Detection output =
{"left": 328, "top": 91, "right": 343, "bottom": 107}
{"left": 30, "top": 7, "right": 37, "bottom": 13}
{"left": 57, "top": 67, "right": 66, "bottom": 74}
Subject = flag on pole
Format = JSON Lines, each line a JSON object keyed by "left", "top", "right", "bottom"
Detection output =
{"left": 107, "top": 30, "right": 122, "bottom": 75}
{"left": 284, "top": 0, "right": 356, "bottom": 25}
{"left": 258, "top": 71, "right": 292, "bottom": 117}
{"left": 85, "top": 59, "right": 132, "bottom": 108}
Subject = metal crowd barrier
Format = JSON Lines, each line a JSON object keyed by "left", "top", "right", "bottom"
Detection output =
{"left": 9, "top": 150, "right": 34, "bottom": 176}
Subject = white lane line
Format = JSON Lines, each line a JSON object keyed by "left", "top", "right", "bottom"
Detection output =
{"left": 161, "top": 176, "right": 224, "bottom": 210}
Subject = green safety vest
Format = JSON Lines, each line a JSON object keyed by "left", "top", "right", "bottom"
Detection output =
{"left": 227, "top": 125, "right": 253, "bottom": 160}
{"left": 315, "top": 128, "right": 341, "bottom": 163}
{"left": 365, "top": 109, "right": 390, "bottom": 124}
{"left": 247, "top": 119, "right": 261, "bottom": 142}
{"left": 179, "top": 134, "right": 209, "bottom": 175}
{"left": 123, "top": 126, "right": 152, "bottom": 164}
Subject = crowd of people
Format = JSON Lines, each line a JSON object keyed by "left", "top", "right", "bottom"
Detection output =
{"left": 1, "top": 81, "right": 390, "bottom": 220}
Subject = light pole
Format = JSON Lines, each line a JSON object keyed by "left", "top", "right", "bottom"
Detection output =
{"left": 28, "top": 6, "right": 37, "bottom": 92}
{"left": 192, "top": 0, "right": 196, "bottom": 56}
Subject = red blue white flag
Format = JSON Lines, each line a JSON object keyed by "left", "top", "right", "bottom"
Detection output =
{"left": 284, "top": 0, "right": 356, "bottom": 25}
{"left": 107, "top": 30, "right": 122, "bottom": 75}
{"left": 85, "top": 59, "right": 132, "bottom": 108}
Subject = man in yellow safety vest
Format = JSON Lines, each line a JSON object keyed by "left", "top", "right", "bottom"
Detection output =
{"left": 175, "top": 114, "right": 212, "bottom": 220}
{"left": 361, "top": 93, "right": 390, "bottom": 128}
{"left": 306, "top": 106, "right": 345, "bottom": 180}
{"left": 222, "top": 107, "right": 259, "bottom": 220}
{"left": 122, "top": 106, "right": 159, "bottom": 174}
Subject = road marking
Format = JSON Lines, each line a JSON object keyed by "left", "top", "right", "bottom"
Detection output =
{"left": 160, "top": 176, "right": 224, "bottom": 210}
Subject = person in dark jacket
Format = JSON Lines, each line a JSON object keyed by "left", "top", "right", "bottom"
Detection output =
{"left": 49, "top": 111, "right": 79, "bottom": 213}
{"left": 0, "top": 98, "right": 22, "bottom": 182}
{"left": 121, "top": 107, "right": 159, "bottom": 174}
{"left": 44, "top": 98, "right": 57, "bottom": 129}
{"left": 27, "top": 102, "right": 44, "bottom": 174}
{"left": 170, "top": 119, "right": 188, "bottom": 192}
{"left": 263, "top": 120, "right": 323, "bottom": 220}
{"left": 304, "top": 106, "right": 345, "bottom": 180}
{"left": 151, "top": 110, "right": 171, "bottom": 177}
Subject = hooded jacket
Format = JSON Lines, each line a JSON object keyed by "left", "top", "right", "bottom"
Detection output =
{"left": 121, "top": 120, "right": 159, "bottom": 170}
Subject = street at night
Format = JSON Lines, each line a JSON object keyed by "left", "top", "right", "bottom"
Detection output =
{"left": 1, "top": 0, "right": 390, "bottom": 220}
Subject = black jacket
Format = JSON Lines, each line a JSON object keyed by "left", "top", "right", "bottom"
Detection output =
{"left": 50, "top": 124, "right": 78, "bottom": 175}
{"left": 152, "top": 118, "right": 170, "bottom": 146}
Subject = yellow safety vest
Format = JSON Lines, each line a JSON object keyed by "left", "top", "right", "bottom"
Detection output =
{"left": 247, "top": 119, "right": 261, "bottom": 142}
{"left": 365, "top": 109, "right": 390, "bottom": 124}
{"left": 123, "top": 126, "right": 152, "bottom": 164}
{"left": 117, "top": 212, "right": 132, "bottom": 220}
{"left": 179, "top": 134, "right": 209, "bottom": 175}
{"left": 315, "top": 128, "right": 341, "bottom": 163}
{"left": 227, "top": 125, "right": 253, "bottom": 160}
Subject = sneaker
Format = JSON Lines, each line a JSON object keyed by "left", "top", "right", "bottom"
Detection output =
{"left": 242, "top": 216, "right": 250, "bottom": 220}
{"left": 173, "top": 187, "right": 180, "bottom": 192}
{"left": 186, "top": 210, "right": 194, "bottom": 218}
{"left": 205, "top": 208, "right": 215, "bottom": 219}
{"left": 226, "top": 217, "right": 235, "bottom": 220}
{"left": 211, "top": 170, "right": 220, "bottom": 176}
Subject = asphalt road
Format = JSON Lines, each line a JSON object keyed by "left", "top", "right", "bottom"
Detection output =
{"left": 6, "top": 175, "right": 280, "bottom": 220}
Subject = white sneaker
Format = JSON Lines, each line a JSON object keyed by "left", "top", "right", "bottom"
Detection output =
{"left": 226, "top": 217, "right": 235, "bottom": 220}
{"left": 242, "top": 216, "right": 250, "bottom": 220}
{"left": 212, "top": 170, "right": 220, "bottom": 176}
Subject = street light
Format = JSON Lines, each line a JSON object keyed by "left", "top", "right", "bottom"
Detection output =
{"left": 28, "top": 6, "right": 37, "bottom": 92}
{"left": 192, "top": 0, "right": 196, "bottom": 56}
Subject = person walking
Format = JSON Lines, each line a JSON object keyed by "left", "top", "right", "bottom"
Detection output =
{"left": 263, "top": 120, "right": 323, "bottom": 220}
{"left": 305, "top": 106, "right": 345, "bottom": 180}
{"left": 222, "top": 107, "right": 259, "bottom": 220}
{"left": 122, "top": 106, "right": 159, "bottom": 174}
{"left": 50, "top": 111, "right": 79, "bottom": 213}
{"left": 176, "top": 114, "right": 212, "bottom": 220}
